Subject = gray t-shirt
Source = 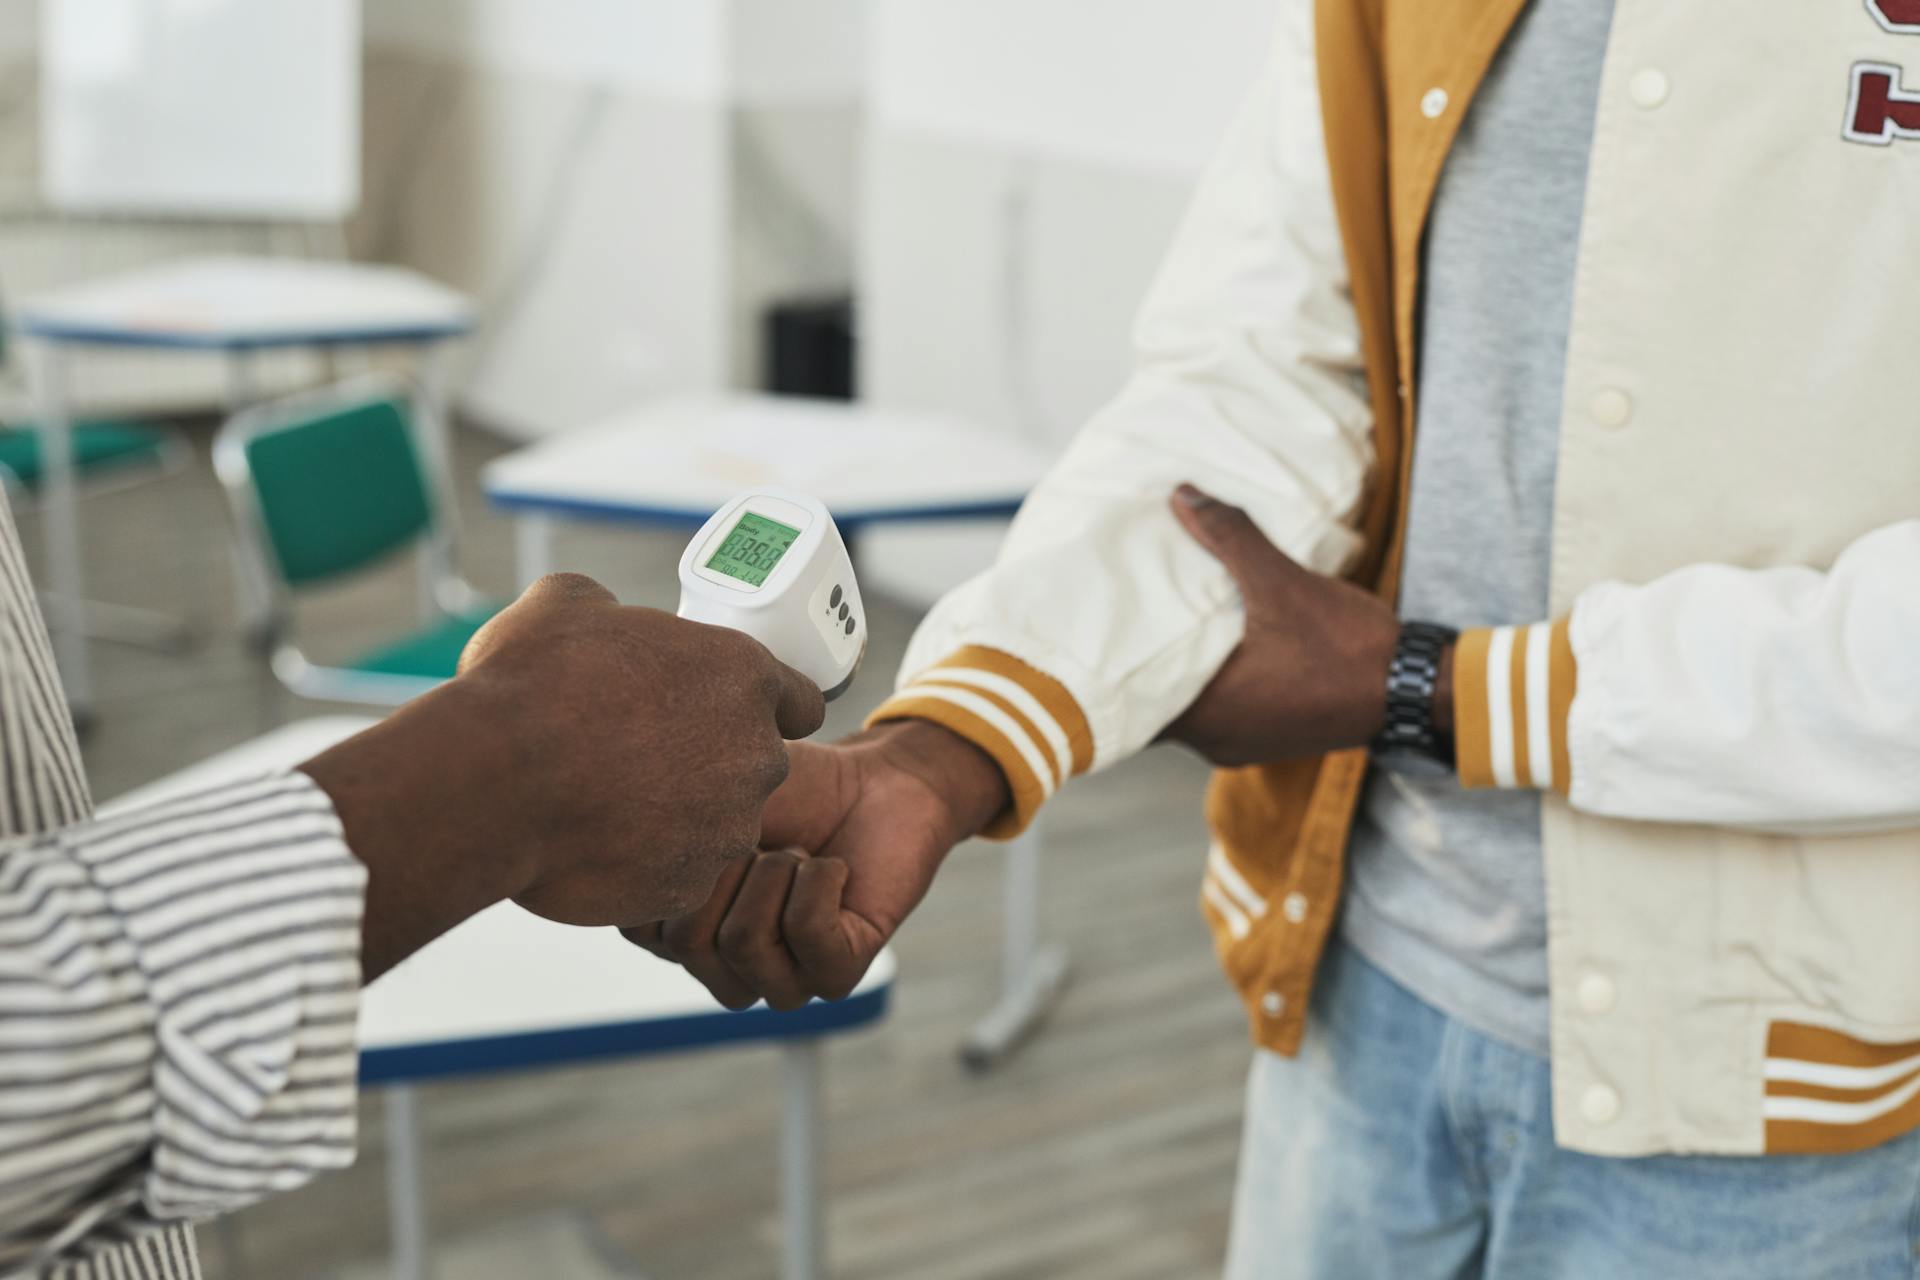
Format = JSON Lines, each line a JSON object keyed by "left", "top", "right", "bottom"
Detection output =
{"left": 1339, "top": 0, "right": 1614, "bottom": 1058}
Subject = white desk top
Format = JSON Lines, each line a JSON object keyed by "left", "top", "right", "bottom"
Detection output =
{"left": 484, "top": 393, "right": 1052, "bottom": 528}
{"left": 102, "top": 717, "right": 384, "bottom": 815}
{"left": 357, "top": 900, "right": 895, "bottom": 1082}
{"left": 105, "top": 717, "right": 894, "bottom": 1084}
{"left": 15, "top": 255, "right": 474, "bottom": 350}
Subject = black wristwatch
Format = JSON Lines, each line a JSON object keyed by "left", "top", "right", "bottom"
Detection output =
{"left": 1371, "top": 621, "right": 1458, "bottom": 768}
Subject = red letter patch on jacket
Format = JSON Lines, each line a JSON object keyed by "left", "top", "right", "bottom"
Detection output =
{"left": 1868, "top": 0, "right": 1920, "bottom": 33}
{"left": 1846, "top": 62, "right": 1920, "bottom": 144}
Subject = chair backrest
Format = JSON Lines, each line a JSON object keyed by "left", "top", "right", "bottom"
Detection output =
{"left": 220, "top": 390, "right": 437, "bottom": 590}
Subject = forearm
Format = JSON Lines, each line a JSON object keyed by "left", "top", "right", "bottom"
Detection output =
{"left": 868, "top": 645, "right": 1092, "bottom": 838}
{"left": 5, "top": 679, "right": 539, "bottom": 1251}
{"left": 875, "top": 9, "right": 1375, "bottom": 834}
{"left": 854, "top": 719, "right": 1011, "bottom": 845}
{"left": 0, "top": 773, "right": 364, "bottom": 1243}
{"left": 299, "top": 678, "right": 536, "bottom": 980}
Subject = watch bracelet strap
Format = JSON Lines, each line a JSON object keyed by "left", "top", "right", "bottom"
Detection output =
{"left": 1373, "top": 621, "right": 1459, "bottom": 766}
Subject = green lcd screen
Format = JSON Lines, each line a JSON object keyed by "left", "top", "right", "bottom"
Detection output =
{"left": 706, "top": 511, "right": 803, "bottom": 588}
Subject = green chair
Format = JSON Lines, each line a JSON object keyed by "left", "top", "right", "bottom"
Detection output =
{"left": 0, "top": 419, "right": 180, "bottom": 491}
{"left": 0, "top": 314, "right": 197, "bottom": 652}
{"left": 215, "top": 380, "right": 502, "bottom": 706}
{"left": 0, "top": 310, "right": 184, "bottom": 495}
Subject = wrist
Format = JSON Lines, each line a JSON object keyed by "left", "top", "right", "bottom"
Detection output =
{"left": 1351, "top": 614, "right": 1403, "bottom": 745}
{"left": 300, "top": 679, "right": 538, "bottom": 977}
{"left": 858, "top": 718, "right": 1012, "bottom": 844}
{"left": 1372, "top": 620, "right": 1459, "bottom": 766}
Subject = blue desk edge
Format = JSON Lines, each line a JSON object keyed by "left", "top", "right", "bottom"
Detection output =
{"left": 487, "top": 490, "right": 1024, "bottom": 532}
{"left": 15, "top": 320, "right": 473, "bottom": 351}
{"left": 359, "top": 981, "right": 892, "bottom": 1086}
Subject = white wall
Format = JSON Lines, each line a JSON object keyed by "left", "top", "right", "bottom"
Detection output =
{"left": 872, "top": 0, "right": 1274, "bottom": 172}
{"left": 864, "top": 0, "right": 1278, "bottom": 440}
{"left": 0, "top": 0, "right": 39, "bottom": 206}
{"left": 361, "top": 0, "right": 868, "bottom": 438}
{"left": 857, "top": 0, "right": 1276, "bottom": 603}
{"left": 862, "top": 138, "right": 1193, "bottom": 444}
{"left": 364, "top": 0, "right": 866, "bottom": 104}
{"left": 732, "top": 0, "right": 867, "bottom": 105}
{"left": 358, "top": 57, "right": 735, "bottom": 435}
{"left": 364, "top": 0, "right": 728, "bottom": 99}
{"left": 0, "top": 0, "right": 36, "bottom": 59}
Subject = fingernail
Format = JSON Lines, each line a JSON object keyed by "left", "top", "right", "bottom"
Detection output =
{"left": 1175, "top": 483, "right": 1215, "bottom": 509}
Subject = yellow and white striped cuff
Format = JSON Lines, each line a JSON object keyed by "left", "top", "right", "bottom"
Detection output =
{"left": 1454, "top": 619, "right": 1578, "bottom": 795}
{"left": 866, "top": 645, "right": 1094, "bottom": 838}
{"left": 1764, "top": 1021, "right": 1920, "bottom": 1154}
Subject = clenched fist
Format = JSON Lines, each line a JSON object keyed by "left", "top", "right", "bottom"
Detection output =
{"left": 625, "top": 719, "right": 1010, "bottom": 1012}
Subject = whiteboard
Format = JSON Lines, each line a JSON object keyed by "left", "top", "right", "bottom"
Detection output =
{"left": 41, "top": 0, "right": 360, "bottom": 219}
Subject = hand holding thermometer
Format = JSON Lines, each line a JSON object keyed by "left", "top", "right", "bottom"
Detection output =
{"left": 677, "top": 488, "right": 866, "bottom": 702}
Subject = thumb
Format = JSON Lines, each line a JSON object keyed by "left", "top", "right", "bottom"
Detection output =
{"left": 769, "top": 657, "right": 828, "bottom": 742}
{"left": 759, "top": 741, "right": 851, "bottom": 851}
{"left": 513, "top": 571, "right": 620, "bottom": 612}
{"left": 457, "top": 572, "right": 618, "bottom": 674}
{"left": 1171, "top": 484, "right": 1291, "bottom": 587}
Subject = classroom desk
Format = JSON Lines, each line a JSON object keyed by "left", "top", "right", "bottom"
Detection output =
{"left": 13, "top": 255, "right": 474, "bottom": 722}
{"left": 107, "top": 716, "right": 893, "bottom": 1280}
{"left": 358, "top": 902, "right": 894, "bottom": 1280}
{"left": 484, "top": 392, "right": 1049, "bottom": 536}
{"left": 483, "top": 393, "right": 1068, "bottom": 1071}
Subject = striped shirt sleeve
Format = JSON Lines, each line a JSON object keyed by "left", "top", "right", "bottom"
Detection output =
{"left": 0, "top": 770, "right": 365, "bottom": 1271}
{"left": 867, "top": 646, "right": 1095, "bottom": 838}
{"left": 1453, "top": 619, "right": 1579, "bottom": 795}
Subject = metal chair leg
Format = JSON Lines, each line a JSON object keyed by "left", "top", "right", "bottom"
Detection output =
{"left": 781, "top": 1041, "right": 826, "bottom": 1280}
{"left": 514, "top": 515, "right": 555, "bottom": 591}
{"left": 19, "top": 432, "right": 202, "bottom": 656}
{"left": 24, "top": 341, "right": 93, "bottom": 720}
{"left": 385, "top": 1086, "right": 433, "bottom": 1280}
{"left": 961, "top": 825, "right": 1071, "bottom": 1072}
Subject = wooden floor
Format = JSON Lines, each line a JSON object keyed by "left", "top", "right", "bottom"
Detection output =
{"left": 49, "top": 421, "right": 1251, "bottom": 1280}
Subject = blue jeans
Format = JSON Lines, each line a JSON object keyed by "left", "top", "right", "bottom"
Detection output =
{"left": 1225, "top": 941, "right": 1920, "bottom": 1280}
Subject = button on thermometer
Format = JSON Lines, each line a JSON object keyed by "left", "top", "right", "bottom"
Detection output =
{"left": 677, "top": 489, "right": 865, "bottom": 702}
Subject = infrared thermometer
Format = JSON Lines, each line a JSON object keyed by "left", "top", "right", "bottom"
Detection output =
{"left": 677, "top": 488, "right": 866, "bottom": 701}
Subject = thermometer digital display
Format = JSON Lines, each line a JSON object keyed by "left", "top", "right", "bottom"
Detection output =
{"left": 677, "top": 489, "right": 865, "bottom": 702}
{"left": 704, "top": 512, "right": 801, "bottom": 588}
